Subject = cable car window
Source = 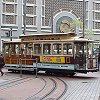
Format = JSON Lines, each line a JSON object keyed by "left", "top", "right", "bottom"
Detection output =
{"left": 15, "top": 44, "right": 19, "bottom": 54}
{"left": 63, "top": 43, "right": 72, "bottom": 55}
{"left": 9, "top": 44, "right": 16, "bottom": 54}
{"left": 43, "top": 44, "right": 51, "bottom": 55}
{"left": 34, "top": 44, "right": 42, "bottom": 54}
{"left": 75, "top": 42, "right": 87, "bottom": 55}
{"left": 26, "top": 43, "right": 33, "bottom": 55}
{"left": 11, "top": 44, "right": 16, "bottom": 54}
{"left": 20, "top": 43, "right": 26, "bottom": 54}
{"left": 4, "top": 44, "right": 9, "bottom": 54}
{"left": 52, "top": 43, "right": 61, "bottom": 55}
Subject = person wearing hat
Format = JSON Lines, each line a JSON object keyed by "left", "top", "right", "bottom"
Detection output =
{"left": 0, "top": 53, "right": 5, "bottom": 76}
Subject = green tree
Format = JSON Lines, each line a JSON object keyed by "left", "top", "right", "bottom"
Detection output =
{"left": 71, "top": 19, "right": 83, "bottom": 29}
{"left": 70, "top": 19, "right": 94, "bottom": 36}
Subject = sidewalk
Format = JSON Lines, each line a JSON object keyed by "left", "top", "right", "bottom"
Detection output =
{"left": 61, "top": 71, "right": 100, "bottom": 100}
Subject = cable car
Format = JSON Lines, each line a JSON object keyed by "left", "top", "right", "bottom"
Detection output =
{"left": 3, "top": 32, "right": 98, "bottom": 76}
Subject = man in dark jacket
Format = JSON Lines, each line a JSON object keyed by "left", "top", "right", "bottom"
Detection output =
{"left": 0, "top": 53, "right": 5, "bottom": 76}
{"left": 98, "top": 53, "right": 100, "bottom": 63}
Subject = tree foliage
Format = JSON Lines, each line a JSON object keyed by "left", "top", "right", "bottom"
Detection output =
{"left": 70, "top": 19, "right": 94, "bottom": 35}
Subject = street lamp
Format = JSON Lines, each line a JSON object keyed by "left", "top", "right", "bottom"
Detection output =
{"left": 10, "top": 27, "right": 12, "bottom": 41}
{"left": 5, "top": 28, "right": 13, "bottom": 41}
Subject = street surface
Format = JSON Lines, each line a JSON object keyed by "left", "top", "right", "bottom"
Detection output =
{"left": 0, "top": 68, "right": 100, "bottom": 100}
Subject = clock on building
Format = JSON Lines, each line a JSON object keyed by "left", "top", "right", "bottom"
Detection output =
{"left": 59, "top": 20, "right": 72, "bottom": 33}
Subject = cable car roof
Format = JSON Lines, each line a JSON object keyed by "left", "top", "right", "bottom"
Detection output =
{"left": 20, "top": 37, "right": 93, "bottom": 43}
{"left": 19, "top": 32, "right": 76, "bottom": 37}
{"left": 3, "top": 37, "right": 93, "bottom": 44}
{"left": 3, "top": 39, "right": 21, "bottom": 44}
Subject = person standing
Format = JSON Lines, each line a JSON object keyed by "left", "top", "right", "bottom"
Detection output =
{"left": 0, "top": 53, "right": 5, "bottom": 76}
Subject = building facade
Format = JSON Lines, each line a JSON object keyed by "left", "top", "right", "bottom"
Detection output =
{"left": 0, "top": 0, "right": 100, "bottom": 51}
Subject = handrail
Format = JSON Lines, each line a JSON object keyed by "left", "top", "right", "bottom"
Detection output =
{"left": 18, "top": 58, "right": 38, "bottom": 78}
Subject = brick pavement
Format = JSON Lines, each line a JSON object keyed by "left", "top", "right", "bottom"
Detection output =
{"left": 61, "top": 72, "right": 100, "bottom": 100}
{"left": 0, "top": 69, "right": 100, "bottom": 100}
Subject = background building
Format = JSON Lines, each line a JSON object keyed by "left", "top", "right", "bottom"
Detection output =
{"left": 0, "top": 0, "right": 100, "bottom": 51}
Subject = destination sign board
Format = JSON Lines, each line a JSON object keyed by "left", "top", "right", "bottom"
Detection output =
{"left": 40, "top": 56, "right": 65, "bottom": 63}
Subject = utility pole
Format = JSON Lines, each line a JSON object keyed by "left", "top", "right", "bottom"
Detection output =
{"left": 83, "top": 0, "right": 85, "bottom": 38}
{"left": 51, "top": 0, "right": 53, "bottom": 33}
{"left": 23, "top": 0, "right": 26, "bottom": 35}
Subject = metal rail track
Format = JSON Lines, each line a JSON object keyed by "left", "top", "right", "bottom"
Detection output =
{"left": 40, "top": 78, "right": 57, "bottom": 100}
{"left": 25, "top": 77, "right": 56, "bottom": 100}
{"left": 56, "top": 77, "right": 68, "bottom": 100}
{"left": 25, "top": 77, "right": 68, "bottom": 100}
{"left": 0, "top": 77, "right": 33, "bottom": 91}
